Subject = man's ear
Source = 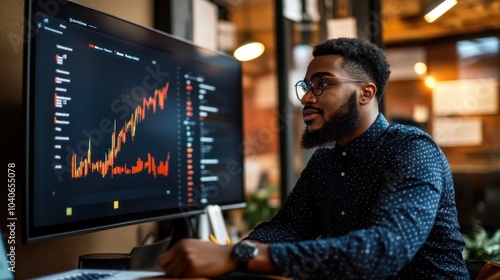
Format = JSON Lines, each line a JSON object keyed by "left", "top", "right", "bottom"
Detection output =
{"left": 359, "top": 83, "right": 377, "bottom": 105}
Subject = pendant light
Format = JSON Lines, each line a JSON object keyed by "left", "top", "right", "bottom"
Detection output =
{"left": 234, "top": 41, "right": 265, "bottom": 61}
{"left": 233, "top": 0, "right": 265, "bottom": 61}
{"left": 424, "top": 0, "right": 457, "bottom": 23}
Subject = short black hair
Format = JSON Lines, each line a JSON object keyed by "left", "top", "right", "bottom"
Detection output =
{"left": 312, "top": 37, "right": 391, "bottom": 102}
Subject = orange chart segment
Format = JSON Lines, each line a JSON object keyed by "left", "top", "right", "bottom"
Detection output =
{"left": 114, "top": 152, "right": 170, "bottom": 177}
{"left": 71, "top": 83, "right": 170, "bottom": 179}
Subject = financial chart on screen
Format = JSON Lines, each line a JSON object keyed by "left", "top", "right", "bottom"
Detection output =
{"left": 24, "top": 1, "right": 245, "bottom": 243}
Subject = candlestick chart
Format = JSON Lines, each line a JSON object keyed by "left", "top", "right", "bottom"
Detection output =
{"left": 70, "top": 82, "right": 171, "bottom": 179}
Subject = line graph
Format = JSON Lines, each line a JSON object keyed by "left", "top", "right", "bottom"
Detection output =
{"left": 71, "top": 82, "right": 170, "bottom": 179}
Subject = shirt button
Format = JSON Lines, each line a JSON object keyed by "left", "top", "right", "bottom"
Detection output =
{"left": 341, "top": 172, "right": 345, "bottom": 176}
{"left": 342, "top": 152, "right": 346, "bottom": 156}
{"left": 341, "top": 211, "right": 345, "bottom": 215}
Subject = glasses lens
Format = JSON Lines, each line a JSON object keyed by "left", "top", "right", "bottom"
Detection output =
{"left": 295, "top": 81, "right": 308, "bottom": 100}
{"left": 310, "top": 76, "right": 323, "bottom": 95}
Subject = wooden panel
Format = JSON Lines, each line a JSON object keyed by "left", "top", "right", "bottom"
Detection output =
{"left": 427, "top": 39, "right": 459, "bottom": 80}
{"left": 386, "top": 36, "right": 500, "bottom": 168}
{"left": 384, "top": 79, "right": 432, "bottom": 131}
{"left": 382, "top": 0, "right": 500, "bottom": 44}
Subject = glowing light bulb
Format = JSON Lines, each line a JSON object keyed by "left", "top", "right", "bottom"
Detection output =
{"left": 414, "top": 62, "right": 427, "bottom": 75}
{"left": 425, "top": 76, "right": 436, "bottom": 88}
{"left": 233, "top": 42, "right": 265, "bottom": 61}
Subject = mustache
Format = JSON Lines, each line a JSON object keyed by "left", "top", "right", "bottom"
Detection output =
{"left": 303, "top": 105, "right": 323, "bottom": 114}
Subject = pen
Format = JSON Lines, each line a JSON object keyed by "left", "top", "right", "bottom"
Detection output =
{"left": 209, "top": 234, "right": 218, "bottom": 244}
{"left": 209, "top": 234, "right": 232, "bottom": 245}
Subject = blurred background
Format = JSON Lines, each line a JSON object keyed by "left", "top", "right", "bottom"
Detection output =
{"left": 209, "top": 0, "right": 500, "bottom": 236}
{"left": 2, "top": 0, "right": 500, "bottom": 278}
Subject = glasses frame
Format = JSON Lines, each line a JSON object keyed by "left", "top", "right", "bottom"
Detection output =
{"left": 295, "top": 75, "right": 365, "bottom": 101}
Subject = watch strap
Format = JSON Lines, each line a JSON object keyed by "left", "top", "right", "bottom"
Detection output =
{"left": 233, "top": 240, "right": 258, "bottom": 272}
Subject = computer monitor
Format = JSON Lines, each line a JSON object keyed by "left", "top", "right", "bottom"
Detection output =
{"left": 23, "top": 1, "right": 245, "bottom": 243}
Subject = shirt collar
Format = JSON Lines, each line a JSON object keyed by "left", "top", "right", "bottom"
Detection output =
{"left": 336, "top": 113, "right": 389, "bottom": 158}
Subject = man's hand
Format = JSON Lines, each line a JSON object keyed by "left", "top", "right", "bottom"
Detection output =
{"left": 158, "top": 238, "right": 237, "bottom": 278}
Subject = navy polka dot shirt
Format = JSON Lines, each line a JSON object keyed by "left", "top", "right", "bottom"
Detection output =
{"left": 247, "top": 114, "right": 469, "bottom": 279}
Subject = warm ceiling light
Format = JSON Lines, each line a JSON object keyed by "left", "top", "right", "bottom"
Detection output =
{"left": 414, "top": 62, "right": 427, "bottom": 75}
{"left": 425, "top": 76, "right": 436, "bottom": 88}
{"left": 233, "top": 41, "right": 265, "bottom": 61}
{"left": 233, "top": 0, "right": 265, "bottom": 62}
{"left": 424, "top": 0, "right": 457, "bottom": 23}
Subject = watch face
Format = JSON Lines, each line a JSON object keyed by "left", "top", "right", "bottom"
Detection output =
{"left": 234, "top": 240, "right": 258, "bottom": 261}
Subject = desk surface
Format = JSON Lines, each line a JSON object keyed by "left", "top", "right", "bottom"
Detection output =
{"left": 143, "top": 272, "right": 290, "bottom": 280}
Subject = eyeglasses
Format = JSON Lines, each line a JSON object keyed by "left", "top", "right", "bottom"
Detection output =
{"left": 294, "top": 75, "right": 365, "bottom": 101}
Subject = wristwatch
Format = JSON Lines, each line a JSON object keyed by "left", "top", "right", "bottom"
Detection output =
{"left": 232, "top": 240, "right": 259, "bottom": 271}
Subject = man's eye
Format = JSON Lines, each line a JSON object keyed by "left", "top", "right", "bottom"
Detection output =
{"left": 311, "top": 77, "right": 325, "bottom": 87}
{"left": 316, "top": 80, "right": 329, "bottom": 88}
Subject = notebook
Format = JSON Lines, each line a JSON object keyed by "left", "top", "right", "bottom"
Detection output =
{"left": 0, "top": 227, "right": 165, "bottom": 280}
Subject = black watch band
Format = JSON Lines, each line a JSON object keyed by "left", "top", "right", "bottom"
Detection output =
{"left": 232, "top": 240, "right": 259, "bottom": 272}
{"left": 236, "top": 259, "right": 249, "bottom": 272}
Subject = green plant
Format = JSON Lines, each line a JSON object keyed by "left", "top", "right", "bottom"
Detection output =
{"left": 462, "top": 226, "right": 500, "bottom": 262}
{"left": 243, "top": 186, "right": 279, "bottom": 231}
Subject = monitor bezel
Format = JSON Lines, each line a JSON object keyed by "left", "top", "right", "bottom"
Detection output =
{"left": 23, "top": 0, "right": 246, "bottom": 244}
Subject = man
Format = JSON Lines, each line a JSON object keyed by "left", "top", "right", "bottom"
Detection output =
{"left": 158, "top": 37, "right": 469, "bottom": 279}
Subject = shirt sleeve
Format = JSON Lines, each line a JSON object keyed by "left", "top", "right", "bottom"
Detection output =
{"left": 246, "top": 150, "right": 323, "bottom": 243}
{"left": 265, "top": 135, "right": 448, "bottom": 279}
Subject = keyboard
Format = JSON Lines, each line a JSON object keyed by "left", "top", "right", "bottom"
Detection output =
{"left": 30, "top": 269, "right": 165, "bottom": 280}
{"left": 50, "top": 271, "right": 118, "bottom": 280}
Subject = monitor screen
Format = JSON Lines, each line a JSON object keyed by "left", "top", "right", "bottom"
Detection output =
{"left": 23, "top": 1, "right": 245, "bottom": 243}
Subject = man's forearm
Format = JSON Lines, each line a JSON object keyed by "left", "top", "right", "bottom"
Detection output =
{"left": 247, "top": 243, "right": 280, "bottom": 275}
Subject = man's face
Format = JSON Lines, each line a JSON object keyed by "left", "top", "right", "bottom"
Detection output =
{"left": 299, "top": 55, "right": 362, "bottom": 149}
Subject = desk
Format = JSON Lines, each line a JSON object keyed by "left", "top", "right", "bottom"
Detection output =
{"left": 142, "top": 272, "right": 290, "bottom": 280}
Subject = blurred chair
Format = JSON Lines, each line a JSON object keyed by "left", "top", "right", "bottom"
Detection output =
{"left": 468, "top": 260, "right": 500, "bottom": 280}
{"left": 453, "top": 172, "right": 483, "bottom": 235}
{"left": 467, "top": 260, "right": 487, "bottom": 280}
{"left": 481, "top": 171, "right": 500, "bottom": 231}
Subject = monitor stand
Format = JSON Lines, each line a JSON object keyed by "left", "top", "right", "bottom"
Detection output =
{"left": 78, "top": 228, "right": 174, "bottom": 270}
{"left": 159, "top": 216, "right": 197, "bottom": 250}
{"left": 77, "top": 211, "right": 220, "bottom": 270}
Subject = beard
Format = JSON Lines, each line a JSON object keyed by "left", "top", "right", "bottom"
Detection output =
{"left": 300, "top": 91, "right": 360, "bottom": 149}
